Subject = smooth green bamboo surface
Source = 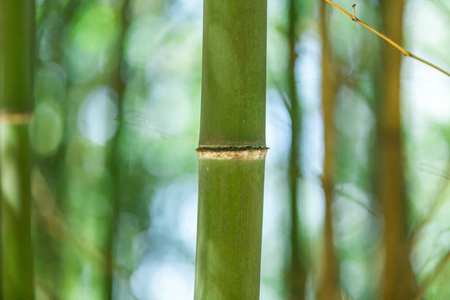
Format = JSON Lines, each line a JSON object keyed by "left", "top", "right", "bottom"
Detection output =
{"left": 195, "top": 0, "right": 268, "bottom": 299}
{"left": 0, "top": 0, "right": 35, "bottom": 298}
{"left": 198, "top": 0, "right": 267, "bottom": 147}
{"left": 195, "top": 156, "right": 266, "bottom": 299}
{"left": 0, "top": 1, "right": 34, "bottom": 112}
{"left": 0, "top": 126, "right": 34, "bottom": 299}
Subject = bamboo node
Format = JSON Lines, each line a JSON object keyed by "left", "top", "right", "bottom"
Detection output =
{"left": 0, "top": 112, "right": 33, "bottom": 124}
{"left": 196, "top": 146, "right": 268, "bottom": 160}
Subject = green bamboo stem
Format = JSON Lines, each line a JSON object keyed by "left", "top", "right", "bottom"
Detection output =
{"left": 286, "top": 0, "right": 308, "bottom": 298}
{"left": 198, "top": 2, "right": 267, "bottom": 147}
{"left": 195, "top": 150, "right": 267, "bottom": 299}
{"left": 105, "top": 0, "right": 130, "bottom": 298}
{"left": 194, "top": 1, "right": 267, "bottom": 299}
{"left": 0, "top": 0, "right": 35, "bottom": 298}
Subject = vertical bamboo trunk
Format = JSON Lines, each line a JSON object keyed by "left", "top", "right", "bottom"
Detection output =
{"left": 53, "top": 2, "right": 83, "bottom": 298}
{"left": 194, "top": 1, "right": 267, "bottom": 299}
{"left": 378, "top": 0, "right": 417, "bottom": 299}
{"left": 0, "top": 166, "right": 1, "bottom": 300}
{"left": 317, "top": 1, "right": 341, "bottom": 299}
{"left": 286, "top": 0, "right": 308, "bottom": 299}
{"left": 105, "top": 0, "right": 130, "bottom": 298}
{"left": 0, "top": 0, "right": 35, "bottom": 298}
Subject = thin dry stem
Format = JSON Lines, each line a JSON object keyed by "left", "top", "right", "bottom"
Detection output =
{"left": 324, "top": 0, "right": 450, "bottom": 77}
{"left": 32, "top": 169, "right": 132, "bottom": 277}
{"left": 415, "top": 251, "right": 450, "bottom": 299}
{"left": 410, "top": 163, "right": 450, "bottom": 242}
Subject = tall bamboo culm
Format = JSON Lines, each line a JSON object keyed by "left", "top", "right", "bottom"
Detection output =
{"left": 286, "top": 0, "right": 308, "bottom": 298}
{"left": 378, "top": 0, "right": 417, "bottom": 299}
{"left": 105, "top": 0, "right": 131, "bottom": 298}
{"left": 317, "top": 1, "right": 341, "bottom": 299}
{"left": 194, "top": 1, "right": 268, "bottom": 299}
{"left": 0, "top": 0, "right": 35, "bottom": 298}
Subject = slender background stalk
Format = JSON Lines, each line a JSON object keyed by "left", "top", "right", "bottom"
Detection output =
{"left": 316, "top": 1, "right": 341, "bottom": 299}
{"left": 105, "top": 0, "right": 131, "bottom": 298}
{"left": 377, "top": 0, "right": 417, "bottom": 298}
{"left": 33, "top": 1, "right": 80, "bottom": 297}
{"left": 285, "top": 0, "right": 308, "bottom": 298}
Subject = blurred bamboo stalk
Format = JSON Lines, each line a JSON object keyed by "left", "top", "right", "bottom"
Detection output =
{"left": 34, "top": 1, "right": 80, "bottom": 297}
{"left": 0, "top": 0, "right": 35, "bottom": 298}
{"left": 31, "top": 169, "right": 132, "bottom": 277}
{"left": 105, "top": 0, "right": 131, "bottom": 298}
{"left": 194, "top": 0, "right": 268, "bottom": 298}
{"left": 324, "top": 0, "right": 450, "bottom": 77}
{"left": 316, "top": 1, "right": 341, "bottom": 299}
{"left": 377, "top": 0, "right": 417, "bottom": 299}
{"left": 285, "top": 0, "right": 309, "bottom": 299}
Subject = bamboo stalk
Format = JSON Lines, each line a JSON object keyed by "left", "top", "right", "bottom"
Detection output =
{"left": 194, "top": 1, "right": 268, "bottom": 298}
{"left": 0, "top": 0, "right": 35, "bottom": 298}
{"left": 105, "top": 0, "right": 131, "bottom": 298}
{"left": 34, "top": 2, "right": 80, "bottom": 297}
{"left": 376, "top": 0, "right": 417, "bottom": 299}
{"left": 317, "top": 1, "right": 341, "bottom": 299}
{"left": 285, "top": 0, "right": 308, "bottom": 298}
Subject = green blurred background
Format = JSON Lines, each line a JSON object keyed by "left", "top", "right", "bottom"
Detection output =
{"left": 7, "top": 0, "right": 450, "bottom": 299}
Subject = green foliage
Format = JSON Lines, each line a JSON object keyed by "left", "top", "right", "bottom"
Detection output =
{"left": 1, "top": 0, "right": 447, "bottom": 299}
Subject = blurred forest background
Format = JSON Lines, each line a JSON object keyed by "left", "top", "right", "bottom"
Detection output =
{"left": 1, "top": 0, "right": 450, "bottom": 299}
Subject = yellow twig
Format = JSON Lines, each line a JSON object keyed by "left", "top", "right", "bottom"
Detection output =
{"left": 415, "top": 251, "right": 450, "bottom": 299}
{"left": 410, "top": 163, "right": 450, "bottom": 243}
{"left": 324, "top": 0, "right": 450, "bottom": 77}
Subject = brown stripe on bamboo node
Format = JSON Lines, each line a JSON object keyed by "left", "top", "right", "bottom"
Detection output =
{"left": 197, "top": 146, "right": 268, "bottom": 160}
{"left": 0, "top": 112, "right": 33, "bottom": 124}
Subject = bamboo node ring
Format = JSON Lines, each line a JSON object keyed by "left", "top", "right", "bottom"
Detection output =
{"left": 0, "top": 112, "right": 33, "bottom": 124}
{"left": 197, "top": 146, "right": 268, "bottom": 160}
